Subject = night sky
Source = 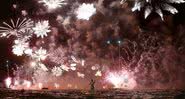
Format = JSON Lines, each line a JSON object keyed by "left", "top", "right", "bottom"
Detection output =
{"left": 0, "top": 0, "right": 185, "bottom": 89}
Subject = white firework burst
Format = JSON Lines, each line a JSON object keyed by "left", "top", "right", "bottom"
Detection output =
{"left": 39, "top": 0, "right": 67, "bottom": 10}
{"left": 12, "top": 39, "right": 29, "bottom": 56}
{"left": 132, "top": 0, "right": 185, "bottom": 20}
{"left": 32, "top": 47, "right": 47, "bottom": 61}
{"left": 76, "top": 3, "right": 96, "bottom": 20}
{"left": 33, "top": 20, "right": 51, "bottom": 38}
{"left": 0, "top": 18, "right": 34, "bottom": 38}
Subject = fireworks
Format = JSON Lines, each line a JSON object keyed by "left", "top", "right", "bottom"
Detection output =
{"left": 12, "top": 39, "right": 30, "bottom": 56}
{"left": 52, "top": 66, "right": 63, "bottom": 77}
{"left": 32, "top": 47, "right": 47, "bottom": 61}
{"left": 132, "top": 0, "right": 185, "bottom": 20}
{"left": 47, "top": 47, "right": 66, "bottom": 64}
{"left": 33, "top": 20, "right": 51, "bottom": 38}
{"left": 106, "top": 70, "right": 136, "bottom": 89}
{"left": 39, "top": 0, "right": 67, "bottom": 10}
{"left": 76, "top": 3, "right": 96, "bottom": 20}
{"left": 1, "top": 0, "right": 185, "bottom": 90}
{"left": 38, "top": 63, "right": 48, "bottom": 71}
{"left": 0, "top": 18, "right": 33, "bottom": 38}
{"left": 22, "top": 80, "right": 32, "bottom": 88}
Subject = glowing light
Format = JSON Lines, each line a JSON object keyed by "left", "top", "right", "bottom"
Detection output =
{"left": 39, "top": 0, "right": 67, "bottom": 10}
{"left": 81, "top": 60, "right": 85, "bottom": 66}
{"left": 30, "top": 61, "right": 37, "bottom": 67}
{"left": 70, "top": 66, "right": 76, "bottom": 71}
{"left": 95, "top": 70, "right": 102, "bottom": 77}
{"left": 32, "top": 47, "right": 47, "bottom": 61}
{"left": 23, "top": 80, "right": 32, "bottom": 88}
{"left": 5, "top": 77, "right": 12, "bottom": 88}
{"left": 33, "top": 20, "right": 51, "bottom": 38}
{"left": 70, "top": 63, "right": 77, "bottom": 67}
{"left": 106, "top": 70, "right": 136, "bottom": 89}
{"left": 71, "top": 56, "right": 79, "bottom": 63}
{"left": 54, "top": 83, "right": 60, "bottom": 89}
{"left": 76, "top": 3, "right": 96, "bottom": 20}
{"left": 38, "top": 83, "right": 43, "bottom": 89}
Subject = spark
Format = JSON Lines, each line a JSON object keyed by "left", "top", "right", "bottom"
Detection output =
{"left": 120, "top": 0, "right": 127, "bottom": 4}
{"left": 39, "top": 0, "right": 67, "bottom": 10}
{"left": 54, "top": 83, "right": 60, "bottom": 89}
{"left": 0, "top": 18, "right": 34, "bottom": 38}
{"left": 21, "top": 10, "right": 28, "bottom": 16}
{"left": 38, "top": 83, "right": 43, "bottom": 89}
{"left": 70, "top": 63, "right": 77, "bottom": 67}
{"left": 70, "top": 66, "right": 76, "bottom": 71}
{"left": 81, "top": 59, "right": 85, "bottom": 66}
{"left": 76, "top": 3, "right": 96, "bottom": 20}
{"left": 71, "top": 55, "right": 80, "bottom": 63}
{"left": 60, "top": 65, "right": 70, "bottom": 72}
{"left": 30, "top": 61, "right": 37, "bottom": 67}
{"left": 33, "top": 20, "right": 51, "bottom": 38}
{"left": 95, "top": 70, "right": 102, "bottom": 77}
{"left": 5, "top": 77, "right": 12, "bottom": 88}
{"left": 38, "top": 63, "right": 48, "bottom": 71}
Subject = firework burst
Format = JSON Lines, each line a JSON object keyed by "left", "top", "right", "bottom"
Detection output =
{"left": 106, "top": 70, "right": 137, "bottom": 89}
{"left": 12, "top": 39, "right": 30, "bottom": 56}
{"left": 32, "top": 47, "right": 47, "bottom": 61}
{"left": 76, "top": 3, "right": 96, "bottom": 20}
{"left": 0, "top": 18, "right": 34, "bottom": 38}
{"left": 52, "top": 66, "right": 63, "bottom": 77}
{"left": 39, "top": 0, "right": 67, "bottom": 10}
{"left": 132, "top": 0, "right": 185, "bottom": 20}
{"left": 33, "top": 20, "right": 51, "bottom": 38}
